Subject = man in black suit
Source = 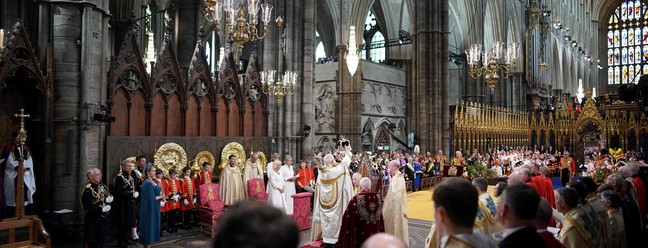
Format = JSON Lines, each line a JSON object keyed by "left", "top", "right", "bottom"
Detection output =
{"left": 494, "top": 184, "right": 547, "bottom": 248}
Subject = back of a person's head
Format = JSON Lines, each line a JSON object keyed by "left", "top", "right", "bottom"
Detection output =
{"left": 556, "top": 187, "right": 579, "bottom": 209}
{"left": 494, "top": 182, "right": 508, "bottom": 197}
{"left": 578, "top": 176, "right": 598, "bottom": 194}
{"left": 502, "top": 184, "right": 540, "bottom": 220}
{"left": 472, "top": 177, "right": 488, "bottom": 192}
{"left": 567, "top": 181, "right": 588, "bottom": 204}
{"left": 597, "top": 183, "right": 614, "bottom": 193}
{"left": 432, "top": 178, "right": 478, "bottom": 228}
{"left": 534, "top": 198, "right": 552, "bottom": 229}
{"left": 361, "top": 233, "right": 407, "bottom": 248}
{"left": 600, "top": 190, "right": 623, "bottom": 209}
{"left": 213, "top": 200, "right": 298, "bottom": 248}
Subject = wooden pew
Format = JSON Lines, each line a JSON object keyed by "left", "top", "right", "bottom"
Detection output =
{"left": 0, "top": 217, "right": 51, "bottom": 248}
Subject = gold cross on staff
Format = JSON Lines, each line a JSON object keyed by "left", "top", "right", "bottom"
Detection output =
{"left": 14, "top": 108, "right": 30, "bottom": 126}
{"left": 14, "top": 108, "right": 30, "bottom": 145}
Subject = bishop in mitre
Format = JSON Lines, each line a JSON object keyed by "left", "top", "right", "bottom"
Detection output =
{"left": 311, "top": 148, "right": 354, "bottom": 247}
{"left": 243, "top": 152, "right": 264, "bottom": 190}
{"left": 219, "top": 154, "right": 246, "bottom": 205}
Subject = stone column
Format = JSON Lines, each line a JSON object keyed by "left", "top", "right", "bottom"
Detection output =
{"left": 49, "top": 0, "right": 108, "bottom": 223}
{"left": 411, "top": 0, "right": 450, "bottom": 153}
{"left": 299, "top": 0, "right": 316, "bottom": 159}
{"left": 263, "top": 0, "right": 281, "bottom": 154}
{"left": 175, "top": 0, "right": 198, "bottom": 66}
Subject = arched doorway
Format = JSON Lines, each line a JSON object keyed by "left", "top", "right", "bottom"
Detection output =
{"left": 374, "top": 124, "right": 391, "bottom": 153}
{"left": 576, "top": 120, "right": 601, "bottom": 167}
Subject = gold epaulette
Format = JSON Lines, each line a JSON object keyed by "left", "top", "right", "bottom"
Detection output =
{"left": 85, "top": 183, "right": 92, "bottom": 189}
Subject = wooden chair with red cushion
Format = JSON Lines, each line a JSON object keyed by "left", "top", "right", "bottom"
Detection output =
{"left": 246, "top": 178, "right": 269, "bottom": 201}
{"left": 198, "top": 183, "right": 226, "bottom": 238}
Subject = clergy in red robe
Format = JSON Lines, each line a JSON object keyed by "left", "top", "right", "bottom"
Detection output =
{"left": 336, "top": 177, "right": 384, "bottom": 248}
{"left": 630, "top": 163, "right": 647, "bottom": 222}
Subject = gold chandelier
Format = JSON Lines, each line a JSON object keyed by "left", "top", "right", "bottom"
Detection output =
{"left": 259, "top": 21, "right": 298, "bottom": 104}
{"left": 203, "top": 0, "right": 275, "bottom": 55}
{"left": 466, "top": 42, "right": 519, "bottom": 93}
{"left": 260, "top": 70, "right": 297, "bottom": 103}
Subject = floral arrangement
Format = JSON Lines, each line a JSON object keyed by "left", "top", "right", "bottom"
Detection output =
{"left": 467, "top": 162, "right": 499, "bottom": 180}
{"left": 585, "top": 165, "right": 618, "bottom": 185}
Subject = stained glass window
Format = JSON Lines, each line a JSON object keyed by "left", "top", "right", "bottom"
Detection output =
{"left": 608, "top": 0, "right": 647, "bottom": 84}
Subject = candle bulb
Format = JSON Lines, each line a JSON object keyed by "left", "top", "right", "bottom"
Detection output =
{"left": 0, "top": 29, "right": 4, "bottom": 51}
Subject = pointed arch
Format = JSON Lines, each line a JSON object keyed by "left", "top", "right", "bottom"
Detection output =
{"left": 0, "top": 21, "right": 49, "bottom": 95}
{"left": 151, "top": 37, "right": 186, "bottom": 104}
{"left": 551, "top": 36, "right": 564, "bottom": 89}
{"left": 109, "top": 23, "right": 151, "bottom": 102}
{"left": 316, "top": 0, "right": 337, "bottom": 55}
{"left": 361, "top": 118, "right": 375, "bottom": 151}
{"left": 317, "top": 135, "right": 336, "bottom": 154}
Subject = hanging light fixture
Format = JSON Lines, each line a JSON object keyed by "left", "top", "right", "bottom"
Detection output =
{"left": 466, "top": 42, "right": 520, "bottom": 93}
{"left": 259, "top": 21, "right": 298, "bottom": 104}
{"left": 346, "top": 26, "right": 360, "bottom": 76}
{"left": 576, "top": 78, "right": 585, "bottom": 102}
{"left": 202, "top": 0, "right": 274, "bottom": 55}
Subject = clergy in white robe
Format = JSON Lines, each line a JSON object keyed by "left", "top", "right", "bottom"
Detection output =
{"left": 267, "top": 160, "right": 286, "bottom": 213}
{"left": 219, "top": 155, "right": 246, "bottom": 205}
{"left": 310, "top": 153, "right": 354, "bottom": 245}
{"left": 266, "top": 153, "right": 280, "bottom": 200}
{"left": 281, "top": 155, "right": 298, "bottom": 215}
{"left": 1, "top": 141, "right": 36, "bottom": 207}
{"left": 382, "top": 160, "right": 409, "bottom": 247}
{"left": 243, "top": 152, "right": 264, "bottom": 191}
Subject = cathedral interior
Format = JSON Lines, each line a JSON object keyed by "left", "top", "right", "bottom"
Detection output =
{"left": 1, "top": 0, "right": 648, "bottom": 247}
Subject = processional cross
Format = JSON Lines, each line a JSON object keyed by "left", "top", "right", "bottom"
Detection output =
{"left": 13, "top": 108, "right": 29, "bottom": 219}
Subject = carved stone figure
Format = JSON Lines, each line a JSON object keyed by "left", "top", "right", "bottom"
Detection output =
{"left": 315, "top": 85, "right": 335, "bottom": 133}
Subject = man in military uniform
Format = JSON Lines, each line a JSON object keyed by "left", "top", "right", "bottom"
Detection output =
{"left": 433, "top": 149, "right": 447, "bottom": 176}
{"left": 559, "top": 152, "right": 575, "bottom": 187}
{"left": 82, "top": 168, "right": 113, "bottom": 248}
{"left": 114, "top": 160, "right": 138, "bottom": 247}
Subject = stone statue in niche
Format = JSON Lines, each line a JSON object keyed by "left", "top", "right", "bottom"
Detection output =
{"left": 193, "top": 78, "right": 207, "bottom": 97}
{"left": 362, "top": 130, "right": 373, "bottom": 146}
{"left": 120, "top": 70, "right": 140, "bottom": 91}
{"left": 315, "top": 85, "right": 335, "bottom": 133}
{"left": 158, "top": 74, "right": 176, "bottom": 94}
{"left": 248, "top": 86, "right": 260, "bottom": 101}
{"left": 222, "top": 83, "right": 236, "bottom": 99}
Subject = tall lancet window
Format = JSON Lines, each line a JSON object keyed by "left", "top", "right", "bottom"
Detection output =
{"left": 607, "top": 0, "right": 647, "bottom": 85}
{"left": 363, "top": 11, "right": 386, "bottom": 63}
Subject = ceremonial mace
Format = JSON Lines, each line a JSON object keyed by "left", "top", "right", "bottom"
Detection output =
{"left": 14, "top": 108, "right": 30, "bottom": 219}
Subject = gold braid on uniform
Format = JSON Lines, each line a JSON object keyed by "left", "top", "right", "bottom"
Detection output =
{"left": 84, "top": 183, "right": 108, "bottom": 205}
{"left": 119, "top": 174, "right": 135, "bottom": 190}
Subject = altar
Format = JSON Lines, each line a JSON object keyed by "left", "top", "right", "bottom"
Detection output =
{"left": 442, "top": 165, "right": 464, "bottom": 177}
